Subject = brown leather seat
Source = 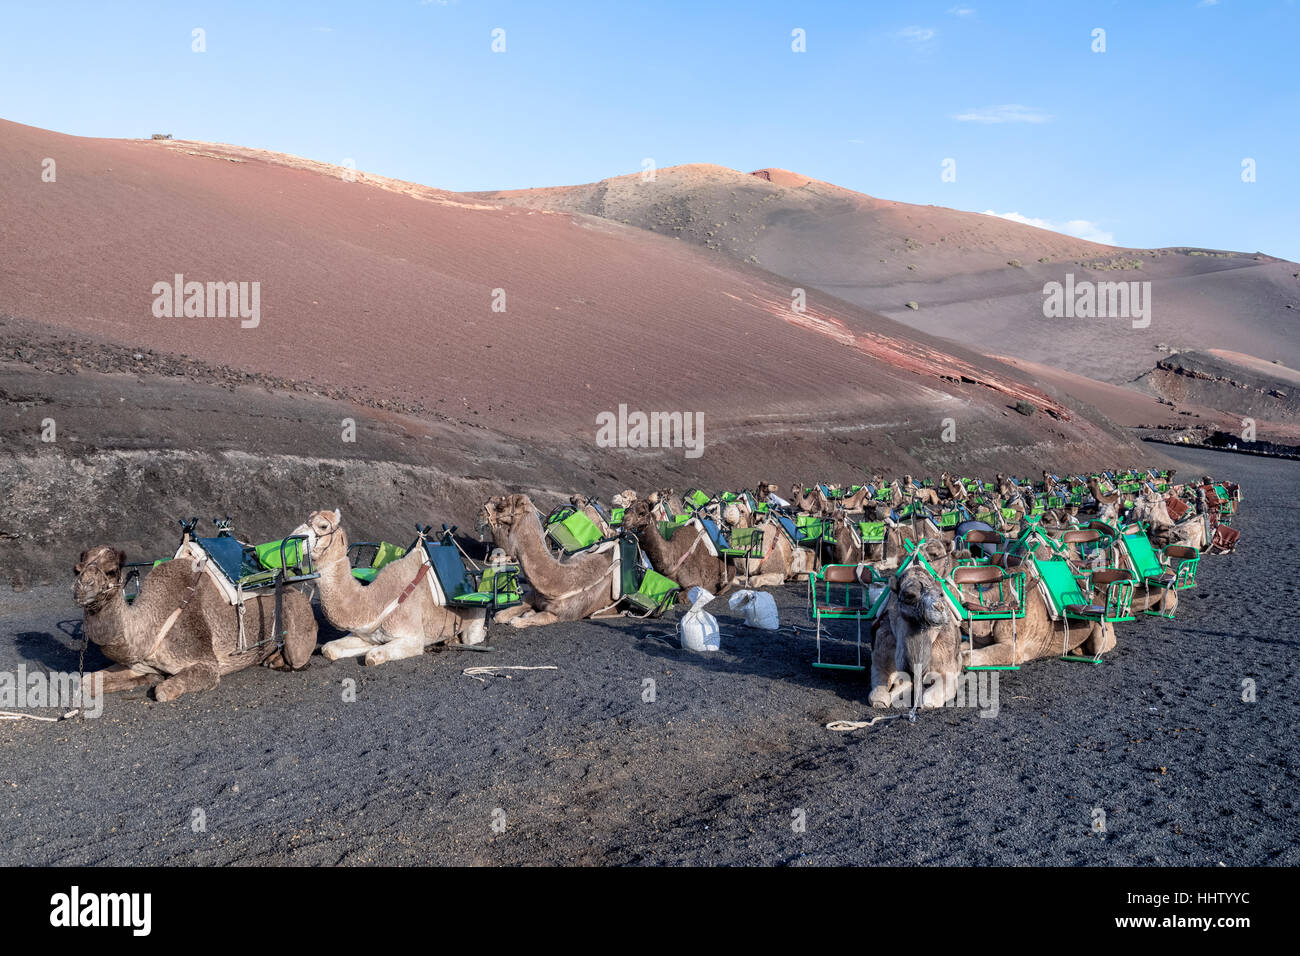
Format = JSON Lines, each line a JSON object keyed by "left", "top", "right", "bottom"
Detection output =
{"left": 952, "top": 565, "right": 1004, "bottom": 585}
{"left": 964, "top": 599, "right": 1019, "bottom": 614}
{"left": 1062, "top": 529, "right": 1101, "bottom": 545}
{"left": 1089, "top": 569, "right": 1132, "bottom": 588}
{"left": 1165, "top": 545, "right": 1198, "bottom": 561}
{"left": 964, "top": 530, "right": 1004, "bottom": 545}
{"left": 824, "top": 565, "right": 857, "bottom": 584}
{"left": 1064, "top": 603, "right": 1106, "bottom": 617}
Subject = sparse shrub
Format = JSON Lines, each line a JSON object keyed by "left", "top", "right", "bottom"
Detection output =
{"left": 905, "top": 301, "right": 919, "bottom": 311}
{"left": 1014, "top": 400, "right": 1035, "bottom": 416}
{"left": 1007, "top": 259, "right": 1022, "bottom": 268}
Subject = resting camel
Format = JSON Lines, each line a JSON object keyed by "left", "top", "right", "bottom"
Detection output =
{"left": 620, "top": 499, "right": 730, "bottom": 593}
{"left": 1131, "top": 490, "right": 1207, "bottom": 550}
{"left": 789, "top": 484, "right": 829, "bottom": 515}
{"left": 868, "top": 539, "right": 963, "bottom": 709}
{"left": 964, "top": 563, "right": 1118, "bottom": 670}
{"left": 732, "top": 516, "right": 818, "bottom": 586}
{"left": 827, "top": 510, "right": 918, "bottom": 568}
{"left": 941, "top": 472, "right": 967, "bottom": 502}
{"left": 73, "top": 545, "right": 316, "bottom": 701}
{"left": 870, "top": 544, "right": 1118, "bottom": 708}
{"left": 478, "top": 494, "right": 624, "bottom": 626}
{"left": 294, "top": 510, "right": 486, "bottom": 663}
{"left": 890, "top": 477, "right": 941, "bottom": 510}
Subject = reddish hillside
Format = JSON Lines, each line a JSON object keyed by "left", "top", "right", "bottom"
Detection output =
{"left": 472, "top": 164, "right": 1300, "bottom": 385}
{"left": 0, "top": 119, "right": 1149, "bottom": 474}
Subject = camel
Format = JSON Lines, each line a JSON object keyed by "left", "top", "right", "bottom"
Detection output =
{"left": 837, "top": 485, "right": 873, "bottom": 511}
{"left": 870, "top": 544, "right": 1117, "bottom": 708}
{"left": 789, "top": 484, "right": 829, "bottom": 515}
{"left": 941, "top": 472, "right": 967, "bottom": 502}
{"left": 890, "top": 477, "right": 941, "bottom": 510}
{"left": 477, "top": 494, "right": 625, "bottom": 626}
{"left": 964, "top": 564, "right": 1118, "bottom": 670}
{"left": 868, "top": 538, "right": 963, "bottom": 709}
{"left": 619, "top": 499, "right": 730, "bottom": 593}
{"left": 1085, "top": 477, "right": 1122, "bottom": 525}
{"left": 73, "top": 545, "right": 316, "bottom": 701}
{"left": 1130, "top": 490, "right": 1207, "bottom": 550}
{"left": 293, "top": 510, "right": 486, "bottom": 663}
{"left": 730, "top": 516, "right": 817, "bottom": 587}
{"left": 827, "top": 509, "right": 916, "bottom": 568}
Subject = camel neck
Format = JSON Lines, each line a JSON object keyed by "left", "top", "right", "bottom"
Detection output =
{"left": 82, "top": 588, "right": 145, "bottom": 664}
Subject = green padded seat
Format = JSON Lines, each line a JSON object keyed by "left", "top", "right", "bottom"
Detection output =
{"left": 547, "top": 510, "right": 605, "bottom": 554}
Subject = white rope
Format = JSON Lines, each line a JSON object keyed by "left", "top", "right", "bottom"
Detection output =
{"left": 0, "top": 711, "right": 77, "bottom": 722}
{"left": 462, "top": 665, "right": 558, "bottom": 682}
{"left": 826, "top": 715, "right": 901, "bottom": 731}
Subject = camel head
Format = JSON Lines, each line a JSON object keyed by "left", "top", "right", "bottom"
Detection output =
{"left": 611, "top": 490, "right": 638, "bottom": 508}
{"left": 477, "top": 494, "right": 537, "bottom": 550}
{"left": 889, "top": 560, "right": 956, "bottom": 696}
{"left": 618, "top": 498, "right": 656, "bottom": 535}
{"left": 292, "top": 509, "right": 345, "bottom": 564}
{"left": 73, "top": 546, "right": 127, "bottom": 610}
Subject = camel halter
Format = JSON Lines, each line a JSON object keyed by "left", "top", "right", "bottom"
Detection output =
{"left": 77, "top": 562, "right": 123, "bottom": 612}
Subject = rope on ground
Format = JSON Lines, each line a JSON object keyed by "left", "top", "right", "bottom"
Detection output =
{"left": 1, "top": 711, "right": 78, "bottom": 722}
{"left": 462, "top": 665, "right": 558, "bottom": 682}
{"left": 826, "top": 715, "right": 901, "bottom": 731}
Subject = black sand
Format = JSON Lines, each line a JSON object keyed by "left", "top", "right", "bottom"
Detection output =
{"left": 1, "top": 446, "right": 1294, "bottom": 866}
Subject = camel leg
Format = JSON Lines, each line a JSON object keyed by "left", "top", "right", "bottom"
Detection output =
{"left": 869, "top": 624, "right": 908, "bottom": 709}
{"left": 321, "top": 634, "right": 376, "bottom": 661}
{"left": 968, "top": 641, "right": 1018, "bottom": 668}
{"left": 277, "top": 605, "right": 318, "bottom": 670}
{"left": 92, "top": 664, "right": 161, "bottom": 694}
{"left": 733, "top": 572, "right": 785, "bottom": 588}
{"left": 493, "top": 604, "right": 531, "bottom": 624}
{"left": 154, "top": 662, "right": 220, "bottom": 702}
{"left": 919, "top": 670, "right": 958, "bottom": 708}
{"left": 364, "top": 633, "right": 425, "bottom": 666}
{"left": 508, "top": 610, "right": 560, "bottom": 628}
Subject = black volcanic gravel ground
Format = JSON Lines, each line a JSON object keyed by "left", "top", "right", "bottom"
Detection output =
{"left": 0, "top": 447, "right": 1295, "bottom": 866}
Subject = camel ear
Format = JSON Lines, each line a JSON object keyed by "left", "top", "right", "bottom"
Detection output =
{"left": 116, "top": 549, "right": 128, "bottom": 567}
{"left": 889, "top": 574, "right": 900, "bottom": 593}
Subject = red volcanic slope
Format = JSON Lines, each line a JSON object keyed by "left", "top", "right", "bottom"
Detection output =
{"left": 471, "top": 163, "right": 1300, "bottom": 385}
{"left": 2, "top": 119, "right": 1112, "bottom": 452}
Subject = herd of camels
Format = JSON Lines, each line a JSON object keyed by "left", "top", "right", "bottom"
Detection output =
{"left": 72, "top": 468, "right": 1240, "bottom": 710}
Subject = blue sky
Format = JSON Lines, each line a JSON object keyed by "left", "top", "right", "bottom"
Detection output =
{"left": 3, "top": 0, "right": 1296, "bottom": 259}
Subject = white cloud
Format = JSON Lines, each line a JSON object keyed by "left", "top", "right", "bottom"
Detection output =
{"left": 983, "top": 210, "right": 1116, "bottom": 246}
{"left": 948, "top": 6, "right": 977, "bottom": 15}
{"left": 897, "top": 26, "right": 936, "bottom": 42}
{"left": 953, "top": 104, "right": 1052, "bottom": 124}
